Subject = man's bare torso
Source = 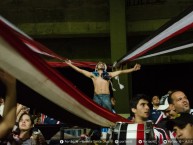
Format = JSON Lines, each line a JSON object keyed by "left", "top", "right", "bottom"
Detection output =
{"left": 91, "top": 75, "right": 110, "bottom": 95}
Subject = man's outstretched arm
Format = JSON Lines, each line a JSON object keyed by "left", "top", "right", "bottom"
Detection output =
{"left": 65, "top": 60, "right": 93, "bottom": 78}
{"left": 110, "top": 64, "right": 141, "bottom": 78}
{"left": 0, "top": 70, "right": 16, "bottom": 138}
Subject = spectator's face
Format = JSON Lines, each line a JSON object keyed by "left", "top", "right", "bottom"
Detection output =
{"left": 133, "top": 99, "right": 150, "bottom": 120}
{"left": 152, "top": 96, "right": 159, "bottom": 106}
{"left": 164, "top": 104, "right": 178, "bottom": 119}
{"left": 171, "top": 91, "right": 190, "bottom": 113}
{"left": 0, "top": 97, "right": 4, "bottom": 105}
{"left": 173, "top": 124, "right": 193, "bottom": 145}
{"left": 19, "top": 114, "right": 33, "bottom": 131}
{"left": 96, "top": 62, "right": 106, "bottom": 70}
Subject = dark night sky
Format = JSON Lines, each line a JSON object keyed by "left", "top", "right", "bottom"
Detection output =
{"left": 59, "top": 62, "right": 193, "bottom": 108}
{"left": 132, "top": 62, "right": 193, "bottom": 107}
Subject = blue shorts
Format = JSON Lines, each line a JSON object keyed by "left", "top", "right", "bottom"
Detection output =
{"left": 93, "top": 94, "right": 112, "bottom": 111}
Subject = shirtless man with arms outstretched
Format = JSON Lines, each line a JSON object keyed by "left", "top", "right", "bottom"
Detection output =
{"left": 65, "top": 60, "right": 141, "bottom": 111}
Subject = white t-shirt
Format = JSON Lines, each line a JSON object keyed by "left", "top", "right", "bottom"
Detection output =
{"left": 189, "top": 109, "right": 193, "bottom": 115}
{"left": 0, "top": 104, "right": 4, "bottom": 116}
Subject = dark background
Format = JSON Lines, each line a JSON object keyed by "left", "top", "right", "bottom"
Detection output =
{"left": 58, "top": 62, "right": 193, "bottom": 107}
{"left": 132, "top": 62, "right": 193, "bottom": 107}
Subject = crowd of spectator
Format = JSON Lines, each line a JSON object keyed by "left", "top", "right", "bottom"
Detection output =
{"left": 1, "top": 67, "right": 193, "bottom": 145}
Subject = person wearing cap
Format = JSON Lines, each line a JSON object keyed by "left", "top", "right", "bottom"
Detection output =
{"left": 65, "top": 59, "right": 141, "bottom": 111}
{"left": 152, "top": 94, "right": 169, "bottom": 124}
{"left": 158, "top": 96, "right": 178, "bottom": 120}
{"left": 156, "top": 94, "right": 180, "bottom": 144}
{"left": 168, "top": 90, "right": 193, "bottom": 115}
{"left": 166, "top": 113, "right": 193, "bottom": 145}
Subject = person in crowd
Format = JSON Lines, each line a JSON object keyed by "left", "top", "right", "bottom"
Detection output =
{"left": 168, "top": 90, "right": 193, "bottom": 114}
{"left": 33, "top": 112, "right": 42, "bottom": 125}
{"left": 0, "top": 96, "right": 4, "bottom": 116}
{"left": 110, "top": 96, "right": 116, "bottom": 113}
{"left": 65, "top": 60, "right": 141, "bottom": 111}
{"left": 16, "top": 104, "right": 31, "bottom": 123}
{"left": 7, "top": 112, "right": 47, "bottom": 145}
{"left": 129, "top": 94, "right": 170, "bottom": 144}
{"left": 43, "top": 115, "right": 60, "bottom": 125}
{"left": 152, "top": 91, "right": 174, "bottom": 124}
{"left": 156, "top": 95, "right": 180, "bottom": 144}
{"left": 158, "top": 96, "right": 179, "bottom": 120}
{"left": 9, "top": 103, "right": 32, "bottom": 138}
{"left": 148, "top": 95, "right": 162, "bottom": 123}
{"left": 166, "top": 113, "right": 193, "bottom": 145}
{"left": 0, "top": 69, "right": 16, "bottom": 139}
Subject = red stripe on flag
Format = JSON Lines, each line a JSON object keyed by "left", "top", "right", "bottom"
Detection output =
{"left": 137, "top": 124, "right": 144, "bottom": 145}
{"left": 121, "top": 22, "right": 193, "bottom": 65}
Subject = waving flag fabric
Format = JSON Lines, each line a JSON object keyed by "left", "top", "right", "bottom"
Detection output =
{"left": 136, "top": 40, "right": 193, "bottom": 60}
{"left": 116, "top": 6, "right": 193, "bottom": 66}
{"left": 1, "top": 4, "right": 193, "bottom": 128}
{"left": 0, "top": 15, "right": 98, "bottom": 69}
{"left": 0, "top": 16, "right": 130, "bottom": 128}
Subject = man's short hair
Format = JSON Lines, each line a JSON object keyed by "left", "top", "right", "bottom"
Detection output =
{"left": 168, "top": 90, "right": 184, "bottom": 104}
{"left": 166, "top": 113, "right": 193, "bottom": 131}
{"left": 129, "top": 94, "right": 149, "bottom": 117}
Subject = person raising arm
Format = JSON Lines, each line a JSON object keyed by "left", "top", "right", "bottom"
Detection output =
{"left": 0, "top": 69, "right": 16, "bottom": 138}
{"left": 65, "top": 60, "right": 141, "bottom": 111}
